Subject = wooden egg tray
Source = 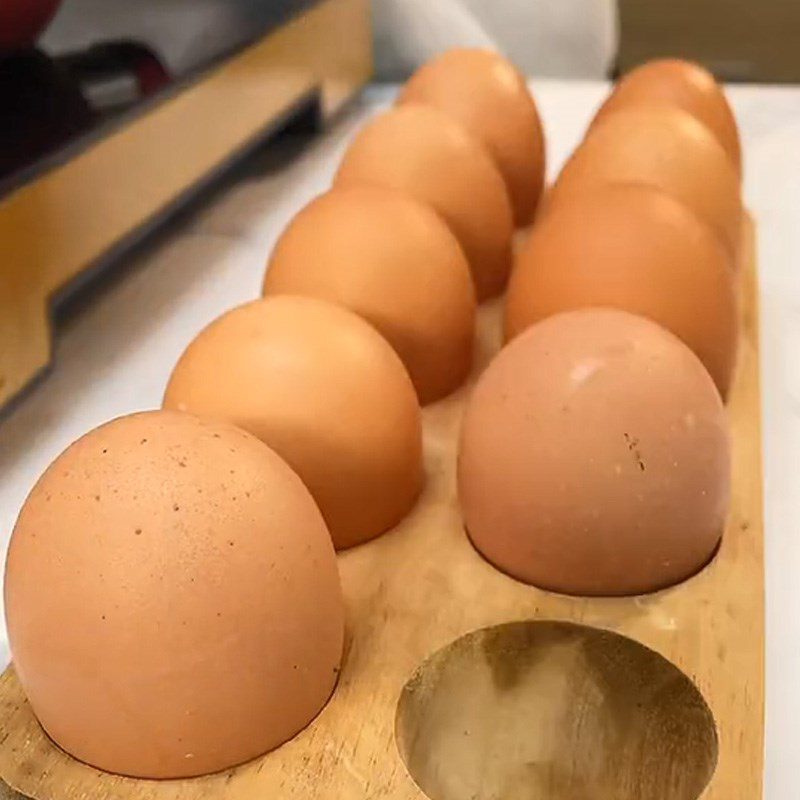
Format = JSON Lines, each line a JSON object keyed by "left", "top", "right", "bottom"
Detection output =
{"left": 0, "top": 221, "right": 763, "bottom": 799}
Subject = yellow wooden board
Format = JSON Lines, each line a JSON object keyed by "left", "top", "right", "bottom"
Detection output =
{"left": 0, "top": 220, "right": 763, "bottom": 799}
{"left": 0, "top": 0, "right": 372, "bottom": 411}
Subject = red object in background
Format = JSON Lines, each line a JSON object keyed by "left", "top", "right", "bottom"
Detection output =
{"left": 134, "top": 49, "right": 170, "bottom": 95}
{"left": 59, "top": 41, "right": 171, "bottom": 106}
{"left": 0, "top": 0, "right": 63, "bottom": 52}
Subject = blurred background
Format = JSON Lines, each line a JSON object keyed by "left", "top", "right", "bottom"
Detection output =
{"left": 3, "top": 0, "right": 798, "bottom": 188}
{"left": 3, "top": 0, "right": 798, "bottom": 190}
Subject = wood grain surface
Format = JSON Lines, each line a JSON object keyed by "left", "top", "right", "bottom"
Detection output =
{"left": 0, "top": 221, "right": 763, "bottom": 799}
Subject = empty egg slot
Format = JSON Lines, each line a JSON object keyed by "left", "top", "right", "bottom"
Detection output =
{"left": 396, "top": 620, "right": 718, "bottom": 800}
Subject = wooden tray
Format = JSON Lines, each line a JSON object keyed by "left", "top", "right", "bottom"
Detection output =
{"left": 0, "top": 221, "right": 763, "bottom": 799}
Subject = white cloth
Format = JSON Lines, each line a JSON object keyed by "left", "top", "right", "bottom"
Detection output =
{"left": 373, "top": 0, "right": 619, "bottom": 79}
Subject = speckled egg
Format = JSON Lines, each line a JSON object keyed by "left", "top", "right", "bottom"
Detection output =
{"left": 459, "top": 309, "right": 731, "bottom": 596}
{"left": 4, "top": 410, "right": 344, "bottom": 778}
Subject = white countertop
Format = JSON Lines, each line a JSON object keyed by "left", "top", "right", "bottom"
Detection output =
{"left": 1, "top": 81, "right": 799, "bottom": 795}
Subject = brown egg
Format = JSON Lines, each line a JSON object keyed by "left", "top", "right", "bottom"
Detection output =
{"left": 506, "top": 184, "right": 738, "bottom": 398}
{"left": 592, "top": 58, "right": 741, "bottom": 178}
{"left": 5, "top": 410, "right": 344, "bottom": 778}
{"left": 334, "top": 104, "right": 513, "bottom": 301}
{"left": 398, "top": 48, "right": 545, "bottom": 226}
{"left": 263, "top": 187, "right": 476, "bottom": 404}
{"left": 458, "top": 309, "right": 730, "bottom": 596}
{"left": 550, "top": 106, "right": 741, "bottom": 256}
{"left": 163, "top": 296, "right": 423, "bottom": 549}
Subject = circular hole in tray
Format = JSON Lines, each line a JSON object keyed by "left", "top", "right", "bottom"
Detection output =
{"left": 395, "top": 621, "right": 717, "bottom": 800}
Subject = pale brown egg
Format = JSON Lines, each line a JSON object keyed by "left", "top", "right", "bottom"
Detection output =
{"left": 5, "top": 410, "right": 344, "bottom": 778}
{"left": 263, "top": 187, "right": 476, "bottom": 404}
{"left": 398, "top": 48, "right": 545, "bottom": 226}
{"left": 506, "top": 184, "right": 738, "bottom": 398}
{"left": 459, "top": 309, "right": 730, "bottom": 596}
{"left": 550, "top": 106, "right": 741, "bottom": 256}
{"left": 334, "top": 104, "right": 513, "bottom": 301}
{"left": 163, "top": 296, "right": 423, "bottom": 549}
{"left": 592, "top": 58, "right": 741, "bottom": 178}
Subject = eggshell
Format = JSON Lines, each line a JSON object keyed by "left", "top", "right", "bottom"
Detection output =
{"left": 163, "top": 296, "right": 423, "bottom": 549}
{"left": 550, "top": 106, "right": 741, "bottom": 256}
{"left": 263, "top": 187, "right": 476, "bottom": 404}
{"left": 506, "top": 184, "right": 738, "bottom": 398}
{"left": 592, "top": 58, "right": 741, "bottom": 178}
{"left": 398, "top": 48, "right": 545, "bottom": 226}
{"left": 334, "top": 104, "right": 513, "bottom": 301}
{"left": 458, "top": 308, "right": 731, "bottom": 596}
{"left": 4, "top": 410, "right": 344, "bottom": 778}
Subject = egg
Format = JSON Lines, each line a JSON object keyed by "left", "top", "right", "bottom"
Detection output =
{"left": 397, "top": 48, "right": 545, "bottom": 226}
{"left": 163, "top": 296, "right": 423, "bottom": 549}
{"left": 263, "top": 187, "right": 476, "bottom": 404}
{"left": 458, "top": 309, "right": 731, "bottom": 596}
{"left": 592, "top": 58, "right": 741, "bottom": 178}
{"left": 4, "top": 410, "right": 344, "bottom": 778}
{"left": 506, "top": 184, "right": 738, "bottom": 398}
{"left": 334, "top": 104, "right": 513, "bottom": 300}
{"left": 550, "top": 106, "right": 741, "bottom": 256}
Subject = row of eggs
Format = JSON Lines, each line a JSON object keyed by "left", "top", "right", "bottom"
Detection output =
{"left": 5, "top": 51, "right": 741, "bottom": 779}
